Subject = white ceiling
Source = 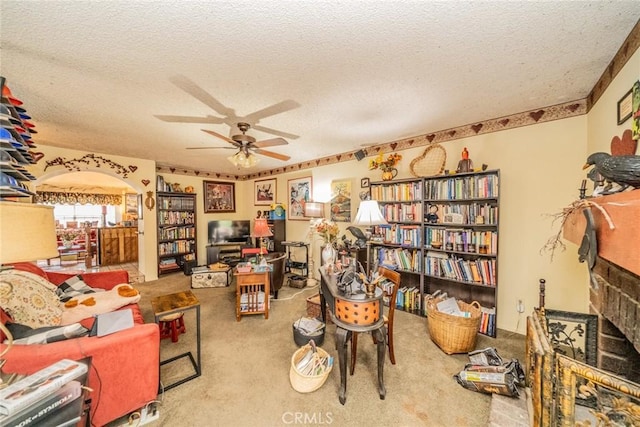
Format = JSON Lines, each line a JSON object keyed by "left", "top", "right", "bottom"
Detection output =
{"left": 1, "top": 1, "right": 639, "bottom": 177}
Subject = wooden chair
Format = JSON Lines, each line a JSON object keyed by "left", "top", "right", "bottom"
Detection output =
{"left": 350, "top": 266, "right": 401, "bottom": 375}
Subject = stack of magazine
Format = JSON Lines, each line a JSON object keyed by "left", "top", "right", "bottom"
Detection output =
{"left": 0, "top": 359, "right": 88, "bottom": 427}
{"left": 295, "top": 347, "right": 333, "bottom": 377}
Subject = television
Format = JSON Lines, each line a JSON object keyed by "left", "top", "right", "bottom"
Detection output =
{"left": 208, "top": 220, "right": 251, "bottom": 244}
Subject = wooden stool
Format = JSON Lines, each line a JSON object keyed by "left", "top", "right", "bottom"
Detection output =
{"left": 159, "top": 312, "right": 186, "bottom": 343}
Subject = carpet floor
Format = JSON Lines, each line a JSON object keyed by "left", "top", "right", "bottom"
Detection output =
{"left": 109, "top": 272, "right": 525, "bottom": 427}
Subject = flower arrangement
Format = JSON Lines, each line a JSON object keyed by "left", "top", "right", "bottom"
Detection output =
{"left": 312, "top": 218, "right": 340, "bottom": 245}
{"left": 368, "top": 153, "right": 402, "bottom": 172}
{"left": 59, "top": 230, "right": 79, "bottom": 243}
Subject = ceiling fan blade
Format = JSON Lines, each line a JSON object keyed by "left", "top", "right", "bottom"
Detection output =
{"left": 186, "top": 146, "right": 235, "bottom": 150}
{"left": 254, "top": 137, "right": 288, "bottom": 148}
{"left": 169, "top": 75, "right": 234, "bottom": 117}
{"left": 253, "top": 148, "right": 291, "bottom": 161}
{"left": 201, "top": 129, "right": 236, "bottom": 144}
{"left": 243, "top": 100, "right": 301, "bottom": 123}
{"left": 155, "top": 114, "right": 225, "bottom": 124}
{"left": 251, "top": 124, "right": 299, "bottom": 140}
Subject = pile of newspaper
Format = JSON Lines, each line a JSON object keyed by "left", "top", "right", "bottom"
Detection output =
{"left": 453, "top": 348, "right": 525, "bottom": 397}
{"left": 293, "top": 317, "right": 324, "bottom": 335}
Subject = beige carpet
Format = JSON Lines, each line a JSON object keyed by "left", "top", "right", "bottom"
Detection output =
{"left": 110, "top": 272, "right": 525, "bottom": 427}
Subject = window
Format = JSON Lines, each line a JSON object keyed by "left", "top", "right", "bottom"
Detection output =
{"left": 53, "top": 204, "right": 116, "bottom": 227}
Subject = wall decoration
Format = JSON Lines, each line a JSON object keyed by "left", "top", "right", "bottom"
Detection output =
{"left": 255, "top": 178, "right": 277, "bottom": 205}
{"left": 330, "top": 179, "right": 352, "bottom": 222}
{"left": 360, "top": 177, "right": 370, "bottom": 188}
{"left": 125, "top": 193, "right": 138, "bottom": 220}
{"left": 203, "top": 180, "right": 236, "bottom": 213}
{"left": 35, "top": 191, "right": 122, "bottom": 206}
{"left": 617, "top": 87, "right": 633, "bottom": 125}
{"left": 44, "top": 154, "right": 133, "bottom": 178}
{"left": 287, "top": 176, "right": 312, "bottom": 220}
{"left": 145, "top": 191, "right": 155, "bottom": 211}
{"left": 141, "top": 179, "right": 150, "bottom": 186}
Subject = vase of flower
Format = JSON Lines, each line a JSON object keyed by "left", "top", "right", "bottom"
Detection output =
{"left": 381, "top": 168, "right": 398, "bottom": 181}
{"left": 321, "top": 244, "right": 337, "bottom": 265}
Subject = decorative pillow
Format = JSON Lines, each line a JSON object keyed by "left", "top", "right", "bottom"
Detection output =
{"left": 60, "top": 284, "right": 141, "bottom": 325}
{"left": 6, "top": 322, "right": 89, "bottom": 345}
{"left": 56, "top": 275, "right": 103, "bottom": 302}
{"left": 0, "top": 270, "right": 62, "bottom": 329}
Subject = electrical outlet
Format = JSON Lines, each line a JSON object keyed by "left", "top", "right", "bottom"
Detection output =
{"left": 516, "top": 299, "right": 525, "bottom": 313}
{"left": 139, "top": 403, "right": 159, "bottom": 425}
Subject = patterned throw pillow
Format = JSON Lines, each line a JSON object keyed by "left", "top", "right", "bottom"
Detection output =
{"left": 56, "top": 275, "right": 103, "bottom": 302}
{"left": 0, "top": 270, "right": 63, "bottom": 328}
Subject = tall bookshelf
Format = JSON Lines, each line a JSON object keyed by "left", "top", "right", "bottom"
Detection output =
{"left": 369, "top": 170, "right": 500, "bottom": 337}
{"left": 156, "top": 192, "right": 197, "bottom": 275}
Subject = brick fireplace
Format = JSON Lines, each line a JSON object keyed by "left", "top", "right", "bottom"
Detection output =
{"left": 564, "top": 189, "right": 640, "bottom": 382}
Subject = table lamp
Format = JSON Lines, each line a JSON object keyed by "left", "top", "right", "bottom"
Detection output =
{"left": 304, "top": 201, "right": 324, "bottom": 281}
{"left": 0, "top": 202, "right": 59, "bottom": 384}
{"left": 252, "top": 217, "right": 273, "bottom": 266}
{"left": 353, "top": 200, "right": 388, "bottom": 275}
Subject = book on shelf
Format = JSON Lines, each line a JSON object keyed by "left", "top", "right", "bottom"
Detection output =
{"left": 0, "top": 380, "right": 82, "bottom": 427}
{"left": 0, "top": 359, "right": 87, "bottom": 416}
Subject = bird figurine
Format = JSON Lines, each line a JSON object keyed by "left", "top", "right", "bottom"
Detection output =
{"left": 583, "top": 152, "right": 640, "bottom": 193}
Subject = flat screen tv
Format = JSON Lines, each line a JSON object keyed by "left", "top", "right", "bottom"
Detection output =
{"left": 208, "top": 220, "right": 251, "bottom": 244}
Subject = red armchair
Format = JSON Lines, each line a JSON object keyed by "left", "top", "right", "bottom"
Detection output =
{"left": 0, "top": 262, "right": 160, "bottom": 427}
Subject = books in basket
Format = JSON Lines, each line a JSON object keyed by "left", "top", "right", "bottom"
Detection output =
{"left": 0, "top": 359, "right": 87, "bottom": 416}
{"left": 0, "top": 380, "right": 82, "bottom": 427}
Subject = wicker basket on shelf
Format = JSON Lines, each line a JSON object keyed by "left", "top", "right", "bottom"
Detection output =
{"left": 409, "top": 143, "right": 447, "bottom": 177}
{"left": 426, "top": 298, "right": 481, "bottom": 354}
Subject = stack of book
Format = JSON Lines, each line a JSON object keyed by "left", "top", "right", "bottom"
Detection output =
{"left": 0, "top": 359, "right": 88, "bottom": 427}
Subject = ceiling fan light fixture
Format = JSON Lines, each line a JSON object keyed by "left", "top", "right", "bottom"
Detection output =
{"left": 227, "top": 150, "right": 259, "bottom": 168}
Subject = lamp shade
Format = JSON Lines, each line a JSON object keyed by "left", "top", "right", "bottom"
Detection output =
{"left": 353, "top": 200, "right": 388, "bottom": 226}
{"left": 0, "top": 202, "right": 59, "bottom": 263}
{"left": 304, "top": 202, "right": 324, "bottom": 218}
{"left": 252, "top": 217, "right": 273, "bottom": 238}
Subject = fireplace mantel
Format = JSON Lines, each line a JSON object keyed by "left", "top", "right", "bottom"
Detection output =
{"left": 563, "top": 189, "right": 640, "bottom": 276}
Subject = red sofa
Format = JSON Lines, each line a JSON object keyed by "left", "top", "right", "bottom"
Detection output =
{"left": 0, "top": 262, "right": 160, "bottom": 427}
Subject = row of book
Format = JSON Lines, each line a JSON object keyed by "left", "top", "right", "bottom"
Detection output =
{"left": 396, "top": 286, "right": 421, "bottom": 313}
{"left": 158, "top": 210, "right": 195, "bottom": 226}
{"left": 159, "top": 257, "right": 179, "bottom": 271}
{"left": 380, "top": 202, "right": 423, "bottom": 223}
{"left": 374, "top": 247, "right": 421, "bottom": 272}
{"left": 0, "top": 359, "right": 88, "bottom": 427}
{"left": 371, "top": 181, "right": 423, "bottom": 202}
{"left": 158, "top": 196, "right": 195, "bottom": 210}
{"left": 425, "top": 228, "right": 497, "bottom": 255}
{"left": 372, "top": 224, "right": 422, "bottom": 247}
{"left": 425, "top": 252, "right": 496, "bottom": 286}
{"left": 434, "top": 202, "right": 499, "bottom": 225}
{"left": 424, "top": 174, "right": 499, "bottom": 200}
{"left": 159, "top": 224, "right": 196, "bottom": 241}
{"left": 479, "top": 306, "right": 497, "bottom": 336}
{"left": 159, "top": 240, "right": 196, "bottom": 255}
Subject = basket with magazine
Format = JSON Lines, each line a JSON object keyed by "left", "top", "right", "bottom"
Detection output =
{"left": 289, "top": 341, "right": 333, "bottom": 393}
{"left": 426, "top": 296, "right": 481, "bottom": 354}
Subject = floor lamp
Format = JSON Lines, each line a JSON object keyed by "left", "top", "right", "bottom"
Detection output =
{"left": 0, "top": 202, "right": 59, "bottom": 385}
{"left": 303, "top": 202, "right": 324, "bottom": 282}
{"left": 353, "top": 199, "right": 388, "bottom": 275}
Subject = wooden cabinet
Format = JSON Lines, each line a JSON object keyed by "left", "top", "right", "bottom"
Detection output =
{"left": 369, "top": 170, "right": 500, "bottom": 337}
{"left": 98, "top": 226, "right": 138, "bottom": 265}
{"left": 156, "top": 192, "right": 197, "bottom": 275}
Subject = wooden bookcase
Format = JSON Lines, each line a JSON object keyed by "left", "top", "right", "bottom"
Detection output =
{"left": 369, "top": 169, "right": 500, "bottom": 337}
{"left": 156, "top": 192, "right": 197, "bottom": 275}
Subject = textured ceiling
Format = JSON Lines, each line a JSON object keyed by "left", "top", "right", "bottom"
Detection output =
{"left": 1, "top": 1, "right": 639, "bottom": 177}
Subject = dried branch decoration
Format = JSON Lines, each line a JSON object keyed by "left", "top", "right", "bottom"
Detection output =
{"left": 541, "top": 199, "right": 615, "bottom": 261}
{"left": 44, "top": 154, "right": 133, "bottom": 178}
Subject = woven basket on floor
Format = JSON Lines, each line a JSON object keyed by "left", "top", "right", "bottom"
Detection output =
{"left": 427, "top": 299, "right": 481, "bottom": 354}
{"left": 289, "top": 344, "right": 332, "bottom": 393}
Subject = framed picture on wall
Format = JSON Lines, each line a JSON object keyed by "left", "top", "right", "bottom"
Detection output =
{"left": 330, "top": 179, "right": 352, "bottom": 222}
{"left": 255, "top": 178, "right": 277, "bottom": 205}
{"left": 203, "top": 181, "right": 235, "bottom": 213}
{"left": 287, "top": 176, "right": 312, "bottom": 220}
{"left": 361, "top": 177, "right": 370, "bottom": 188}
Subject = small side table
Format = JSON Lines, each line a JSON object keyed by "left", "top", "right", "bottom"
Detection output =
{"left": 151, "top": 290, "right": 201, "bottom": 391}
{"left": 234, "top": 270, "right": 270, "bottom": 321}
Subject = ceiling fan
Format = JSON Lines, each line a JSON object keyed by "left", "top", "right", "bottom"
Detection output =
{"left": 187, "top": 122, "right": 291, "bottom": 168}
{"left": 155, "top": 75, "right": 301, "bottom": 140}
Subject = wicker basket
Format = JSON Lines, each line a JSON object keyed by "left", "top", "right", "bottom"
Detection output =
{"left": 306, "top": 295, "right": 332, "bottom": 324}
{"left": 289, "top": 344, "right": 333, "bottom": 393}
{"left": 427, "top": 299, "right": 482, "bottom": 354}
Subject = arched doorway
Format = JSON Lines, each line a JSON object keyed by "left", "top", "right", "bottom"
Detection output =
{"left": 35, "top": 171, "right": 144, "bottom": 280}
